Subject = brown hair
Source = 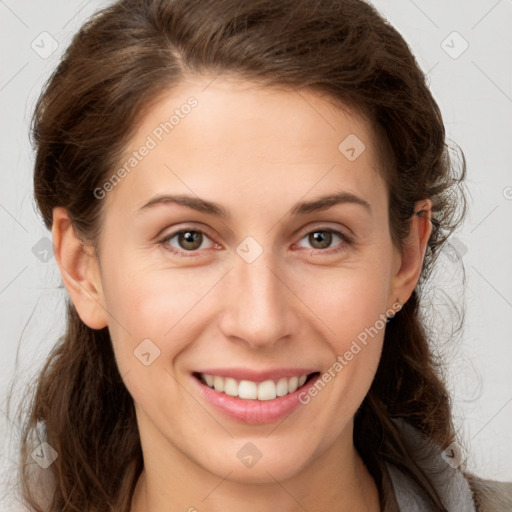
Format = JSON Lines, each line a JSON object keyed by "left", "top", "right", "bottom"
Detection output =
{"left": 16, "top": 0, "right": 467, "bottom": 510}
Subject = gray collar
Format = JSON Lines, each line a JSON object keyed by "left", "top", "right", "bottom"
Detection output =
{"left": 386, "top": 419, "right": 476, "bottom": 511}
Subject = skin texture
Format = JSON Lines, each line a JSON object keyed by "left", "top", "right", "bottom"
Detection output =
{"left": 52, "top": 76, "right": 432, "bottom": 512}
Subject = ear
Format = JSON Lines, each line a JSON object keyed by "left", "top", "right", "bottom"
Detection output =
{"left": 388, "top": 199, "right": 432, "bottom": 309}
{"left": 52, "top": 207, "right": 109, "bottom": 330}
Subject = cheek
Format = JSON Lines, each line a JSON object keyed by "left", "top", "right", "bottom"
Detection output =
{"left": 293, "top": 257, "right": 393, "bottom": 346}
{"left": 292, "top": 257, "right": 392, "bottom": 407}
{"left": 101, "top": 258, "right": 220, "bottom": 373}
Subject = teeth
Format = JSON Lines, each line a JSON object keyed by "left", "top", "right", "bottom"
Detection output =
{"left": 213, "top": 376, "right": 224, "bottom": 392}
{"left": 200, "top": 373, "right": 311, "bottom": 400}
{"left": 258, "top": 380, "right": 276, "bottom": 401}
{"left": 288, "top": 376, "right": 299, "bottom": 393}
{"left": 276, "top": 377, "right": 288, "bottom": 397}
{"left": 239, "top": 380, "right": 258, "bottom": 399}
{"left": 224, "top": 378, "right": 239, "bottom": 397}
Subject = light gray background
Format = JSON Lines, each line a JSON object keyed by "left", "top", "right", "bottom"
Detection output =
{"left": 1, "top": 0, "right": 511, "bottom": 509}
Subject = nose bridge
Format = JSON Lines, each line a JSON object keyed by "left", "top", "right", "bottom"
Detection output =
{"left": 220, "top": 244, "right": 293, "bottom": 347}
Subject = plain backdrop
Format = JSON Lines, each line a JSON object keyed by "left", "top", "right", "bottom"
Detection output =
{"left": 1, "top": 0, "right": 511, "bottom": 509}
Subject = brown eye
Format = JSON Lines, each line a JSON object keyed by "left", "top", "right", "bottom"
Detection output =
{"left": 161, "top": 229, "right": 216, "bottom": 255}
{"left": 177, "top": 231, "right": 203, "bottom": 250}
{"left": 296, "top": 228, "right": 350, "bottom": 254}
{"left": 308, "top": 231, "right": 333, "bottom": 249}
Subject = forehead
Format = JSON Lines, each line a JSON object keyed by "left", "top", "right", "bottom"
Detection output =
{"left": 103, "top": 77, "right": 387, "bottom": 218}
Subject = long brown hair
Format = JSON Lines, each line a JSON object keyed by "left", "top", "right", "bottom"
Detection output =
{"left": 15, "top": 0, "right": 467, "bottom": 510}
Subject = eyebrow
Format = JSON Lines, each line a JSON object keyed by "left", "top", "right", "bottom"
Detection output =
{"left": 137, "top": 191, "right": 372, "bottom": 218}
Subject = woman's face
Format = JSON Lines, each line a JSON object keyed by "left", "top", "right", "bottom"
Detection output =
{"left": 66, "top": 77, "right": 424, "bottom": 483}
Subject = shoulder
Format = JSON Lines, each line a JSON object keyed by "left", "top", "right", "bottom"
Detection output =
{"left": 465, "top": 473, "right": 512, "bottom": 512}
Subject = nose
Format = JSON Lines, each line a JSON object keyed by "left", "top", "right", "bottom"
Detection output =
{"left": 218, "top": 247, "right": 298, "bottom": 350}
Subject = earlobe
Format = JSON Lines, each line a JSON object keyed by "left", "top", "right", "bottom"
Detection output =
{"left": 52, "top": 207, "right": 109, "bottom": 330}
{"left": 388, "top": 199, "right": 433, "bottom": 309}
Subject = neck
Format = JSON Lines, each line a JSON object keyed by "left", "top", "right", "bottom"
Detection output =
{"left": 130, "top": 418, "right": 380, "bottom": 512}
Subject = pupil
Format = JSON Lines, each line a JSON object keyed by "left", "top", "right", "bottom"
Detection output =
{"left": 310, "top": 231, "right": 331, "bottom": 249}
{"left": 180, "top": 231, "right": 201, "bottom": 250}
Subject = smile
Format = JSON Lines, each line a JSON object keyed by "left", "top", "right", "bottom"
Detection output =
{"left": 197, "top": 372, "right": 314, "bottom": 400}
{"left": 192, "top": 369, "right": 321, "bottom": 423}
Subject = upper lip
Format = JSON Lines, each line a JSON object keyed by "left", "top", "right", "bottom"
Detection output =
{"left": 193, "top": 367, "right": 318, "bottom": 383}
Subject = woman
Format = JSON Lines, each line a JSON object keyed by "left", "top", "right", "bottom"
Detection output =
{"left": 16, "top": 0, "right": 512, "bottom": 510}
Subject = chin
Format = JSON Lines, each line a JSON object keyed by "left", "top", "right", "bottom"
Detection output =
{"left": 199, "top": 443, "right": 314, "bottom": 484}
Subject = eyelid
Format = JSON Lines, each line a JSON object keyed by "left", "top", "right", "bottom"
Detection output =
{"left": 157, "top": 224, "right": 219, "bottom": 257}
{"left": 158, "top": 223, "right": 354, "bottom": 257}
{"left": 158, "top": 223, "right": 216, "bottom": 242}
{"left": 295, "top": 222, "right": 354, "bottom": 243}
{"left": 293, "top": 227, "right": 353, "bottom": 253}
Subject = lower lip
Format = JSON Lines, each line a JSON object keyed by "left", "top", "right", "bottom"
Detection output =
{"left": 192, "top": 373, "right": 320, "bottom": 424}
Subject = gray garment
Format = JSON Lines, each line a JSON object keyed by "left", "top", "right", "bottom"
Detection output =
{"left": 386, "top": 419, "right": 477, "bottom": 511}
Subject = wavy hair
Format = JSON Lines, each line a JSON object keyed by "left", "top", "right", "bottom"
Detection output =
{"left": 15, "top": 0, "right": 467, "bottom": 510}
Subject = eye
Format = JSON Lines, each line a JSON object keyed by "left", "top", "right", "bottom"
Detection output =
{"left": 159, "top": 229, "right": 217, "bottom": 255}
{"left": 295, "top": 228, "right": 351, "bottom": 253}
{"left": 158, "top": 226, "right": 352, "bottom": 257}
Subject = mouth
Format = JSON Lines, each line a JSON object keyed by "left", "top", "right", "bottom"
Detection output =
{"left": 192, "top": 371, "right": 320, "bottom": 401}
{"left": 191, "top": 367, "right": 322, "bottom": 423}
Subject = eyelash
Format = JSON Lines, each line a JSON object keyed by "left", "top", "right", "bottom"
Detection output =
{"left": 157, "top": 226, "right": 353, "bottom": 258}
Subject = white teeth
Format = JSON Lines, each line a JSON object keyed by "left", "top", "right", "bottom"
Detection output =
{"left": 238, "top": 380, "right": 258, "bottom": 399}
{"left": 258, "top": 380, "right": 277, "bottom": 401}
{"left": 200, "top": 373, "right": 311, "bottom": 400}
{"left": 213, "top": 376, "right": 224, "bottom": 392}
{"left": 276, "top": 377, "right": 289, "bottom": 397}
{"left": 224, "top": 378, "right": 239, "bottom": 397}
{"left": 288, "top": 376, "right": 299, "bottom": 393}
